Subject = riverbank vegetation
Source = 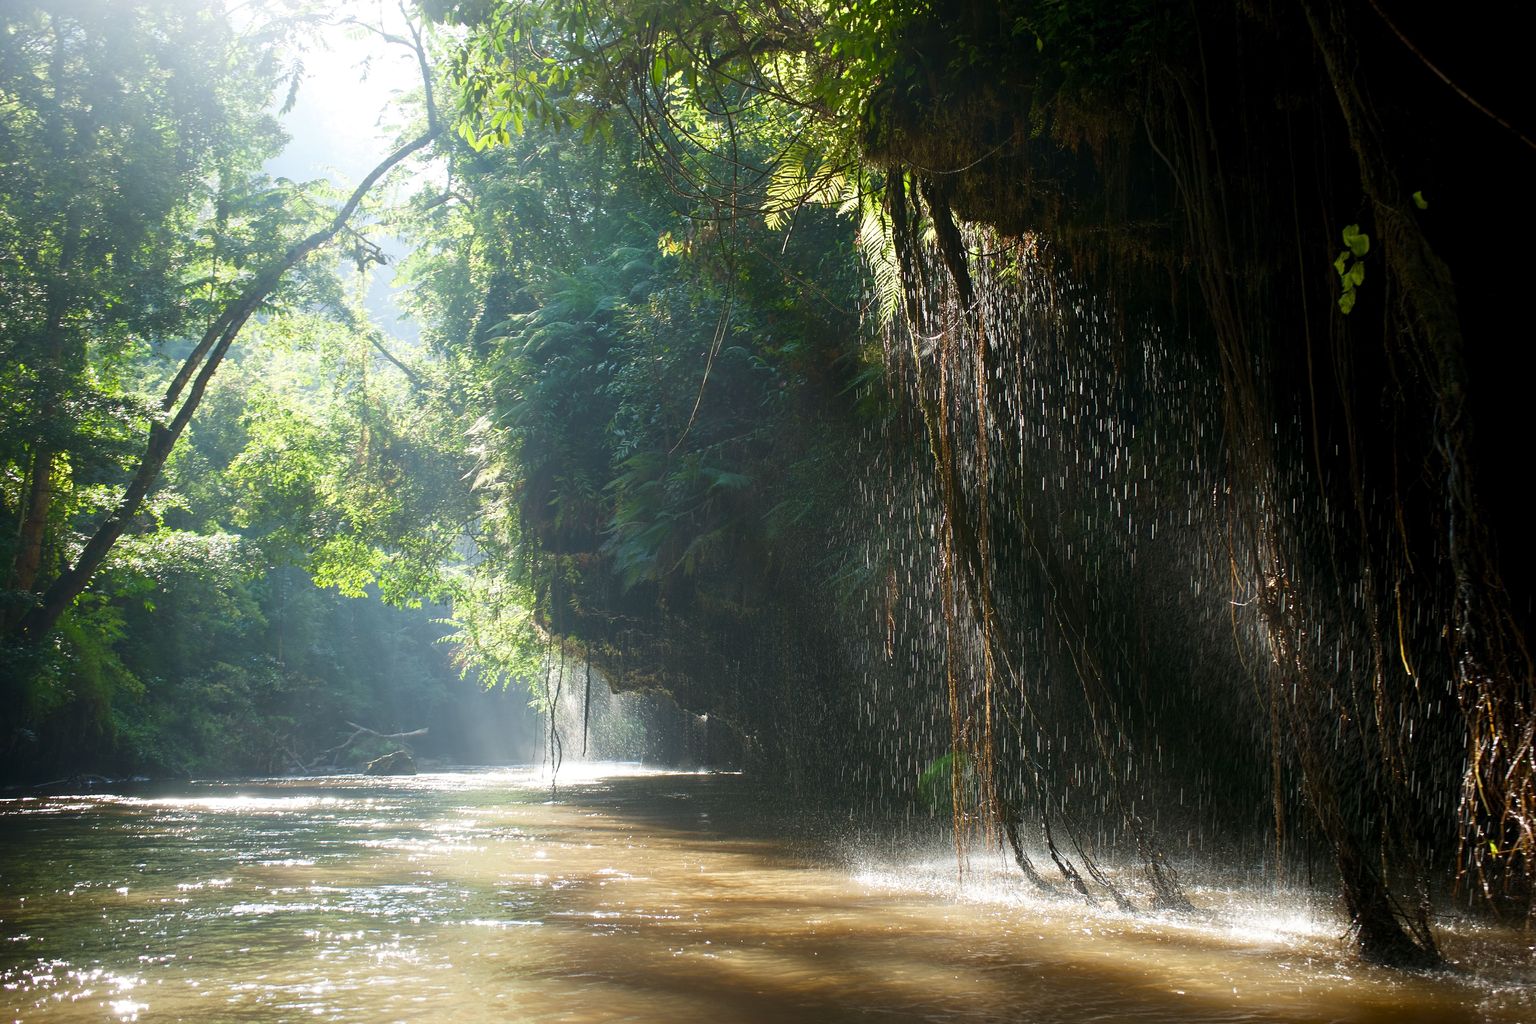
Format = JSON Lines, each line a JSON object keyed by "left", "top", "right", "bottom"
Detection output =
{"left": 0, "top": 0, "right": 510, "bottom": 777}
{"left": 3, "top": 0, "right": 1531, "bottom": 966}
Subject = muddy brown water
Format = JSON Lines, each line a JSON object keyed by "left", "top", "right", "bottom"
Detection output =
{"left": 2, "top": 766, "right": 1532, "bottom": 1022}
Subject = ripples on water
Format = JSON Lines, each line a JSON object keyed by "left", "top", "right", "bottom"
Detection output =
{"left": 1, "top": 766, "right": 1532, "bottom": 1022}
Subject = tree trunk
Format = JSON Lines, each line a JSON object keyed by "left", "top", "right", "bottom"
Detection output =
{"left": 9, "top": 125, "right": 440, "bottom": 646}
{"left": 7, "top": 449, "right": 53, "bottom": 597}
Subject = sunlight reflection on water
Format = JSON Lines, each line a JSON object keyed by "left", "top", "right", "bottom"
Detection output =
{"left": 2, "top": 765, "right": 1532, "bottom": 1023}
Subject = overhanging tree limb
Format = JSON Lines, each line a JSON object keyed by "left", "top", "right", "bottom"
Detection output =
{"left": 14, "top": 123, "right": 442, "bottom": 645}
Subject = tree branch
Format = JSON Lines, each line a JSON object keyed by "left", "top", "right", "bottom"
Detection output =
{"left": 14, "top": 124, "right": 441, "bottom": 644}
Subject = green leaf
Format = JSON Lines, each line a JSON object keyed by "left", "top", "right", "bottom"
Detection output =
{"left": 1334, "top": 252, "right": 1349, "bottom": 276}
{"left": 1348, "top": 262, "right": 1365, "bottom": 287}
{"left": 1413, "top": 190, "right": 1429, "bottom": 210}
{"left": 916, "top": 751, "right": 964, "bottom": 809}
{"left": 1343, "top": 223, "right": 1370, "bottom": 258}
{"left": 1338, "top": 289, "right": 1356, "bottom": 315}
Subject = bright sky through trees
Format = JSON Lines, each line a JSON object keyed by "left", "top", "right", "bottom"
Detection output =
{"left": 264, "top": 0, "right": 438, "bottom": 337}
{"left": 265, "top": 1, "right": 425, "bottom": 185}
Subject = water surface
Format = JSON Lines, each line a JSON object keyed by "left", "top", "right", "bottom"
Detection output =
{"left": 2, "top": 766, "right": 1531, "bottom": 1022}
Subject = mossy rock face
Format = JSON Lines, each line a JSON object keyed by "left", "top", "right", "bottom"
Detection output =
{"left": 859, "top": 6, "right": 1181, "bottom": 273}
{"left": 365, "top": 750, "right": 417, "bottom": 776}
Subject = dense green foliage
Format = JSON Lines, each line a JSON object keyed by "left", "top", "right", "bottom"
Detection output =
{"left": 395, "top": 93, "right": 871, "bottom": 774}
{"left": 0, "top": 0, "right": 280, "bottom": 627}
{"left": 0, "top": 1, "right": 533, "bottom": 780}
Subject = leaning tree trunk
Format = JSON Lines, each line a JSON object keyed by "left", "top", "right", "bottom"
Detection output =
{"left": 11, "top": 124, "right": 440, "bottom": 646}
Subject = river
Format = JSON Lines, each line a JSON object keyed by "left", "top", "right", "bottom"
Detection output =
{"left": 1, "top": 766, "right": 1531, "bottom": 1022}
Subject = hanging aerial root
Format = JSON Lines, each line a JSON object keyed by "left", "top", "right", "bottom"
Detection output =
{"left": 1301, "top": 0, "right": 1536, "bottom": 926}
{"left": 1060, "top": 811, "right": 1137, "bottom": 914}
{"left": 1000, "top": 802, "right": 1054, "bottom": 894}
{"left": 1043, "top": 812, "right": 1093, "bottom": 901}
{"left": 1129, "top": 814, "right": 1195, "bottom": 912}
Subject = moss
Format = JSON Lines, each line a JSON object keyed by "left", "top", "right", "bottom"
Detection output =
{"left": 860, "top": 1, "right": 1190, "bottom": 281}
